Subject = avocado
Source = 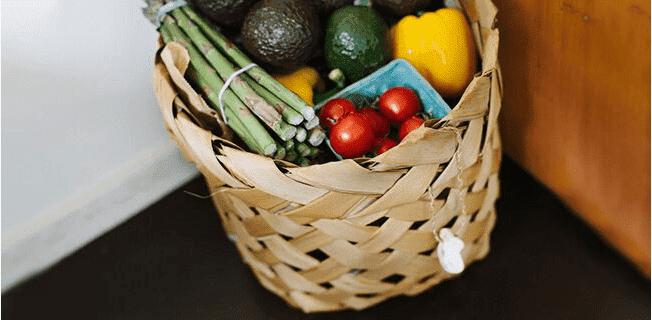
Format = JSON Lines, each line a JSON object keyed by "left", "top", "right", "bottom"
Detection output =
{"left": 187, "top": 0, "right": 257, "bottom": 28}
{"left": 240, "top": 0, "right": 322, "bottom": 74}
{"left": 373, "top": 0, "right": 432, "bottom": 17}
{"left": 324, "top": 5, "right": 390, "bottom": 83}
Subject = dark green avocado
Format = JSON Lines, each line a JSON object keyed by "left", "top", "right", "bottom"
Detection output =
{"left": 324, "top": 5, "right": 390, "bottom": 83}
{"left": 240, "top": 0, "right": 322, "bottom": 73}
{"left": 187, "top": 0, "right": 257, "bottom": 28}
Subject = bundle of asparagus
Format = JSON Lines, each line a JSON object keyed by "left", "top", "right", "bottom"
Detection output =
{"left": 143, "top": 0, "right": 327, "bottom": 165}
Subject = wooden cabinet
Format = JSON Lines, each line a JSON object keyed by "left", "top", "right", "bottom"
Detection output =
{"left": 492, "top": 0, "right": 650, "bottom": 275}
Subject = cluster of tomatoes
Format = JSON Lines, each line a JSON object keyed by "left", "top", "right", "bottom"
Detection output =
{"left": 319, "top": 86, "right": 426, "bottom": 158}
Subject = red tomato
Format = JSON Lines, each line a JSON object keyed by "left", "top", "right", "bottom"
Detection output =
{"left": 375, "top": 137, "right": 398, "bottom": 155}
{"left": 358, "top": 107, "right": 390, "bottom": 138}
{"left": 399, "top": 116, "right": 425, "bottom": 141}
{"left": 329, "top": 112, "right": 375, "bottom": 158}
{"left": 378, "top": 87, "right": 421, "bottom": 123}
{"left": 319, "top": 98, "right": 356, "bottom": 129}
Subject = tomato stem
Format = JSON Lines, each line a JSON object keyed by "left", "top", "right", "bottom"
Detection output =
{"left": 313, "top": 69, "right": 347, "bottom": 104}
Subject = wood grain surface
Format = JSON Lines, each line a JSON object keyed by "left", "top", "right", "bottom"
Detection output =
{"left": 493, "top": 0, "right": 650, "bottom": 275}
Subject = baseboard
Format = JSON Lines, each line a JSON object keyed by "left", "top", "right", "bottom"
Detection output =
{"left": 1, "top": 142, "right": 200, "bottom": 293}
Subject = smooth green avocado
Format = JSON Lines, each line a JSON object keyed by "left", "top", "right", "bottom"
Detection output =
{"left": 324, "top": 5, "right": 390, "bottom": 83}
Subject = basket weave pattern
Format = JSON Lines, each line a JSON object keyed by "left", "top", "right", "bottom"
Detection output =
{"left": 152, "top": 0, "right": 501, "bottom": 313}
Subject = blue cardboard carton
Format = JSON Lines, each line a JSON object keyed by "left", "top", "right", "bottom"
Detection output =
{"left": 315, "top": 59, "right": 452, "bottom": 159}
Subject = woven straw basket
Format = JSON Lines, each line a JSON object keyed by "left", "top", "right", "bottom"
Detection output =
{"left": 152, "top": 0, "right": 502, "bottom": 313}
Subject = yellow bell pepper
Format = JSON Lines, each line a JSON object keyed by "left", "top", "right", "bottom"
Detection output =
{"left": 390, "top": 8, "right": 477, "bottom": 98}
{"left": 273, "top": 66, "right": 325, "bottom": 106}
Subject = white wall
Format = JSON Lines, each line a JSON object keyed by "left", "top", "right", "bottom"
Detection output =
{"left": 2, "top": 0, "right": 200, "bottom": 291}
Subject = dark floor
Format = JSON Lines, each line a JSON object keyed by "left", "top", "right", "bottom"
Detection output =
{"left": 2, "top": 155, "right": 650, "bottom": 319}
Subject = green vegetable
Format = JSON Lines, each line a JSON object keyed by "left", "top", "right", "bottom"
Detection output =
{"left": 295, "top": 142, "right": 312, "bottom": 157}
{"left": 145, "top": 2, "right": 329, "bottom": 164}
{"left": 241, "top": 73, "right": 305, "bottom": 126}
{"left": 161, "top": 15, "right": 277, "bottom": 155}
{"left": 308, "top": 127, "right": 327, "bottom": 146}
{"left": 239, "top": 0, "right": 321, "bottom": 73}
{"left": 324, "top": 5, "right": 390, "bottom": 83}
{"left": 285, "top": 149, "right": 299, "bottom": 163}
{"left": 284, "top": 139, "right": 295, "bottom": 151}
{"left": 170, "top": 9, "right": 296, "bottom": 141}
{"left": 273, "top": 143, "right": 287, "bottom": 160}
{"left": 181, "top": 6, "right": 316, "bottom": 121}
{"left": 295, "top": 127, "right": 307, "bottom": 142}
{"left": 313, "top": 69, "right": 347, "bottom": 104}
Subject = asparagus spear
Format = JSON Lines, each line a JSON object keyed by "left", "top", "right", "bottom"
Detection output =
{"left": 308, "top": 127, "right": 326, "bottom": 146}
{"left": 303, "top": 115, "right": 320, "bottom": 130}
{"left": 273, "top": 143, "right": 287, "bottom": 160}
{"left": 284, "top": 139, "right": 295, "bottom": 151}
{"left": 169, "top": 9, "right": 296, "bottom": 141}
{"left": 161, "top": 15, "right": 277, "bottom": 155}
{"left": 285, "top": 149, "right": 298, "bottom": 163}
{"left": 225, "top": 108, "right": 265, "bottom": 154}
{"left": 295, "top": 142, "right": 312, "bottom": 157}
{"left": 297, "top": 157, "right": 311, "bottom": 167}
{"left": 160, "top": 20, "right": 173, "bottom": 42}
{"left": 241, "top": 73, "right": 305, "bottom": 126}
{"left": 180, "top": 5, "right": 316, "bottom": 121}
{"left": 153, "top": 2, "right": 326, "bottom": 164}
{"left": 308, "top": 145, "right": 321, "bottom": 158}
{"left": 295, "top": 127, "right": 307, "bottom": 143}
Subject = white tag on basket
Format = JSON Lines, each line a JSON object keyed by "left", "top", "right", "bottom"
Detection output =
{"left": 436, "top": 228, "right": 465, "bottom": 274}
